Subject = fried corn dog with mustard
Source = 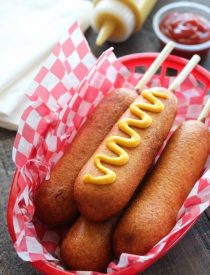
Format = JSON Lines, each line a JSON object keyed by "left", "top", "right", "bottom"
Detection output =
{"left": 35, "top": 88, "right": 138, "bottom": 227}
{"left": 74, "top": 87, "right": 177, "bottom": 221}
{"left": 113, "top": 120, "right": 209, "bottom": 256}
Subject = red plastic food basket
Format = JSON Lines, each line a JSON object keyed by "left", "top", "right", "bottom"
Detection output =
{"left": 7, "top": 53, "right": 210, "bottom": 275}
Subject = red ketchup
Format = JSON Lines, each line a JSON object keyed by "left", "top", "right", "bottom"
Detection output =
{"left": 160, "top": 12, "right": 210, "bottom": 45}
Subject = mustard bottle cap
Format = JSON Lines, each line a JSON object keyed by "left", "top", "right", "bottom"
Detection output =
{"left": 92, "top": 0, "right": 157, "bottom": 46}
{"left": 96, "top": 20, "right": 115, "bottom": 46}
{"left": 91, "top": 0, "right": 135, "bottom": 46}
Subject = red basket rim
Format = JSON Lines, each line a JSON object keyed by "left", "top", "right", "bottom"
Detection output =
{"left": 7, "top": 52, "right": 210, "bottom": 275}
{"left": 119, "top": 53, "right": 210, "bottom": 87}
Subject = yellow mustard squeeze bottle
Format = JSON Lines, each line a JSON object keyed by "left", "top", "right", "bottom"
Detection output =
{"left": 92, "top": 0, "right": 157, "bottom": 46}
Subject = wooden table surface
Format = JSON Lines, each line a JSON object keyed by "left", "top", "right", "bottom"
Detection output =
{"left": 1, "top": 0, "right": 210, "bottom": 274}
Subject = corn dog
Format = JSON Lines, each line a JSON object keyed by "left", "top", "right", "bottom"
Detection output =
{"left": 60, "top": 216, "right": 117, "bottom": 271}
{"left": 74, "top": 87, "right": 177, "bottom": 221}
{"left": 113, "top": 120, "right": 209, "bottom": 256}
{"left": 35, "top": 88, "right": 138, "bottom": 227}
{"left": 74, "top": 55, "right": 200, "bottom": 222}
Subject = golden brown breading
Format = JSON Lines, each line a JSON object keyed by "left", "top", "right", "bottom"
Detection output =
{"left": 60, "top": 216, "right": 116, "bottom": 271}
{"left": 74, "top": 88, "right": 177, "bottom": 221}
{"left": 113, "top": 120, "right": 209, "bottom": 256}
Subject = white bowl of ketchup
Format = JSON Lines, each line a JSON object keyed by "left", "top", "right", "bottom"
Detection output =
{"left": 153, "top": 1, "right": 210, "bottom": 59}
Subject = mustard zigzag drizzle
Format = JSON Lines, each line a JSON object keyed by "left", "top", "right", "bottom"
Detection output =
{"left": 83, "top": 89, "right": 168, "bottom": 185}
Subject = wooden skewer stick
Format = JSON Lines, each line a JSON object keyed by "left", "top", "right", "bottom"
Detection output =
{"left": 135, "top": 41, "right": 175, "bottom": 91}
{"left": 169, "top": 55, "right": 201, "bottom": 92}
{"left": 198, "top": 97, "right": 210, "bottom": 122}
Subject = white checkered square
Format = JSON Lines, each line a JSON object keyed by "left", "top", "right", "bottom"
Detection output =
{"left": 71, "top": 28, "right": 83, "bottom": 47}
{"left": 18, "top": 251, "right": 30, "bottom": 261}
{"left": 82, "top": 52, "right": 96, "bottom": 70}
{"left": 107, "top": 65, "right": 118, "bottom": 83}
{"left": 26, "top": 236, "right": 44, "bottom": 254}
{"left": 61, "top": 74, "right": 73, "bottom": 90}
{"left": 68, "top": 72, "right": 80, "bottom": 88}
{"left": 77, "top": 100, "right": 91, "bottom": 117}
{"left": 200, "top": 201, "right": 210, "bottom": 212}
{"left": 41, "top": 71, "right": 59, "bottom": 90}
{"left": 18, "top": 136, "right": 33, "bottom": 157}
{"left": 26, "top": 109, "right": 42, "bottom": 130}
{"left": 118, "top": 66, "right": 130, "bottom": 78}
{"left": 107, "top": 52, "right": 116, "bottom": 63}
{"left": 67, "top": 51, "right": 80, "bottom": 70}
{"left": 45, "top": 133, "right": 58, "bottom": 152}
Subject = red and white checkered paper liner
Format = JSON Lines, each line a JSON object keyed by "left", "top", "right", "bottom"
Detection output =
{"left": 11, "top": 22, "right": 210, "bottom": 274}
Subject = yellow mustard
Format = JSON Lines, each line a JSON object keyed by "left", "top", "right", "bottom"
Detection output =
{"left": 83, "top": 89, "right": 168, "bottom": 185}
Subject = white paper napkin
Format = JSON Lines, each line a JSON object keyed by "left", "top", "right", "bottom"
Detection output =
{"left": 0, "top": 0, "right": 93, "bottom": 130}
